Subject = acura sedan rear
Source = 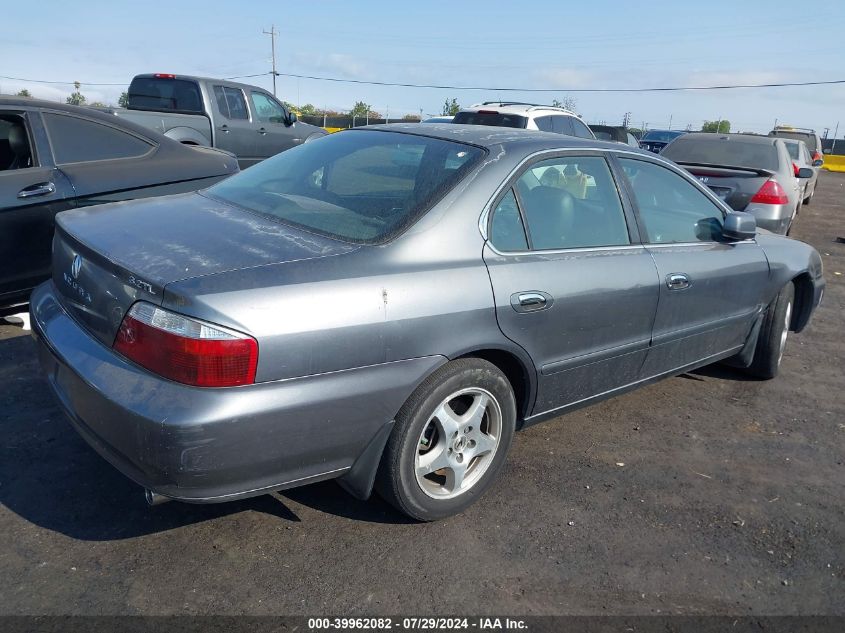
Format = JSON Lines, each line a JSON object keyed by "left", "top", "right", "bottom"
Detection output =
{"left": 32, "top": 126, "right": 824, "bottom": 520}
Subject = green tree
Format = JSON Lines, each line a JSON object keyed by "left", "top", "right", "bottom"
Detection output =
{"left": 402, "top": 113, "right": 421, "bottom": 121}
{"left": 16, "top": 89, "right": 32, "bottom": 98}
{"left": 551, "top": 96, "right": 577, "bottom": 112}
{"left": 441, "top": 97, "right": 460, "bottom": 116}
{"left": 350, "top": 101, "right": 381, "bottom": 118}
{"left": 298, "top": 103, "right": 318, "bottom": 116}
{"left": 66, "top": 81, "right": 86, "bottom": 106}
{"left": 702, "top": 119, "right": 730, "bottom": 133}
{"left": 90, "top": 101, "right": 107, "bottom": 108}
{"left": 118, "top": 91, "right": 129, "bottom": 108}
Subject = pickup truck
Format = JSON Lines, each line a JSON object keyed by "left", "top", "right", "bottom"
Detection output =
{"left": 103, "top": 74, "right": 326, "bottom": 168}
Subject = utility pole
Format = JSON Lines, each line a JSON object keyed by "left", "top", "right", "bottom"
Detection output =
{"left": 668, "top": 114, "right": 673, "bottom": 130}
{"left": 263, "top": 25, "right": 279, "bottom": 96}
{"left": 833, "top": 121, "right": 840, "bottom": 154}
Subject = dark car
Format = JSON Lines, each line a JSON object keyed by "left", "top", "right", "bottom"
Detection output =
{"left": 662, "top": 133, "right": 808, "bottom": 234}
{"left": 31, "top": 125, "right": 824, "bottom": 521}
{"left": 0, "top": 97, "right": 239, "bottom": 309}
{"left": 639, "top": 129, "right": 687, "bottom": 153}
{"left": 590, "top": 125, "right": 640, "bottom": 147}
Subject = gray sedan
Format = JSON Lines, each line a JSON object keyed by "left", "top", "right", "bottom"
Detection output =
{"left": 31, "top": 125, "right": 825, "bottom": 521}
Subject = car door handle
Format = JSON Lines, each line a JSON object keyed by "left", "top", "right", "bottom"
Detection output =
{"left": 18, "top": 182, "right": 56, "bottom": 199}
{"left": 257, "top": 127, "right": 267, "bottom": 135}
{"left": 666, "top": 273, "right": 690, "bottom": 290}
{"left": 510, "top": 291, "right": 552, "bottom": 313}
{"left": 219, "top": 125, "right": 230, "bottom": 133}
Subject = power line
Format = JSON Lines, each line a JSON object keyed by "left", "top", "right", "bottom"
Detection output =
{"left": 4, "top": 72, "right": 845, "bottom": 93}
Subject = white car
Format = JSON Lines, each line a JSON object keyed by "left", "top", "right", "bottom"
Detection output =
{"left": 452, "top": 102, "right": 595, "bottom": 139}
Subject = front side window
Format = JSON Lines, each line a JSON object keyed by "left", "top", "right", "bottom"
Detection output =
{"left": 619, "top": 158, "right": 724, "bottom": 244}
{"left": 43, "top": 113, "right": 153, "bottom": 164}
{"left": 250, "top": 92, "right": 286, "bottom": 123}
{"left": 534, "top": 116, "right": 553, "bottom": 132}
{"left": 208, "top": 130, "right": 485, "bottom": 244}
{"left": 512, "top": 156, "right": 629, "bottom": 250}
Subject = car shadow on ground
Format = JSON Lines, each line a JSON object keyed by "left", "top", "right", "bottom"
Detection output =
{"left": 0, "top": 335, "right": 411, "bottom": 542}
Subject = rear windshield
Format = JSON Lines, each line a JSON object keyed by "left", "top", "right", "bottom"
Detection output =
{"left": 453, "top": 111, "right": 528, "bottom": 129}
{"left": 642, "top": 130, "right": 685, "bottom": 143}
{"left": 769, "top": 130, "right": 817, "bottom": 151}
{"left": 127, "top": 77, "right": 204, "bottom": 114}
{"left": 207, "top": 130, "right": 486, "bottom": 244}
{"left": 662, "top": 137, "right": 779, "bottom": 171}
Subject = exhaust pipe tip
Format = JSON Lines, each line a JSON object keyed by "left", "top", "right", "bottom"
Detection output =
{"left": 145, "top": 489, "right": 171, "bottom": 506}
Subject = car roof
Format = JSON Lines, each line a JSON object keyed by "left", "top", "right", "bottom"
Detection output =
{"left": 678, "top": 132, "right": 778, "bottom": 145}
{"left": 459, "top": 102, "right": 580, "bottom": 117}
{"left": 351, "top": 123, "right": 647, "bottom": 154}
{"left": 130, "top": 73, "right": 263, "bottom": 93}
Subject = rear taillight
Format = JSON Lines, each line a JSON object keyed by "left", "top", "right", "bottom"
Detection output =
{"left": 113, "top": 302, "right": 257, "bottom": 387}
{"left": 792, "top": 162, "right": 800, "bottom": 177}
{"left": 812, "top": 150, "right": 823, "bottom": 162}
{"left": 750, "top": 178, "right": 789, "bottom": 205}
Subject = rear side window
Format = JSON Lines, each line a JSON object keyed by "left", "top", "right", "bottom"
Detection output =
{"left": 213, "top": 86, "right": 249, "bottom": 120}
{"left": 534, "top": 116, "right": 554, "bottom": 132}
{"left": 453, "top": 111, "right": 528, "bottom": 129}
{"left": 619, "top": 158, "right": 724, "bottom": 243}
{"left": 127, "top": 77, "right": 203, "bottom": 113}
{"left": 570, "top": 119, "right": 594, "bottom": 139}
{"left": 489, "top": 189, "right": 528, "bottom": 251}
{"left": 662, "top": 137, "right": 779, "bottom": 171}
{"left": 552, "top": 116, "right": 574, "bottom": 136}
{"left": 207, "top": 130, "right": 485, "bottom": 244}
{"left": 43, "top": 113, "right": 153, "bottom": 164}
{"left": 784, "top": 142, "right": 799, "bottom": 160}
{"left": 511, "top": 156, "right": 630, "bottom": 250}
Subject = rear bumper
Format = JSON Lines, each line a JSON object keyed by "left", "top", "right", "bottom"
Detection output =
{"left": 31, "top": 281, "right": 444, "bottom": 503}
{"left": 745, "top": 203, "right": 794, "bottom": 234}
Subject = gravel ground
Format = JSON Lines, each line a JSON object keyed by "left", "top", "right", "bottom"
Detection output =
{"left": 1, "top": 172, "right": 843, "bottom": 616}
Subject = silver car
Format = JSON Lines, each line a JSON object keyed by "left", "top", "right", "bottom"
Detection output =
{"left": 31, "top": 125, "right": 825, "bottom": 521}
{"left": 662, "top": 133, "right": 811, "bottom": 234}
{"left": 783, "top": 138, "right": 820, "bottom": 205}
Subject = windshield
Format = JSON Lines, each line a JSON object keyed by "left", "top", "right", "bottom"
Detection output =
{"left": 642, "top": 130, "right": 686, "bottom": 143}
{"left": 127, "top": 77, "right": 204, "bottom": 113}
{"left": 662, "top": 137, "right": 779, "bottom": 171}
{"left": 453, "top": 111, "right": 528, "bottom": 128}
{"left": 207, "top": 130, "right": 485, "bottom": 244}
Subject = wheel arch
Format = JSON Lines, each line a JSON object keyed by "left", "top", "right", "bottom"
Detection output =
{"left": 790, "top": 272, "right": 815, "bottom": 333}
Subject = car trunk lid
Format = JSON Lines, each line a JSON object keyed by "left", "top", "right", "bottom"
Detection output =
{"left": 675, "top": 162, "right": 774, "bottom": 211}
{"left": 51, "top": 192, "right": 358, "bottom": 345}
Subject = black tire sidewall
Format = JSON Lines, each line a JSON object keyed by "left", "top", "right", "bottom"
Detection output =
{"left": 750, "top": 283, "right": 795, "bottom": 379}
{"left": 379, "top": 360, "right": 516, "bottom": 521}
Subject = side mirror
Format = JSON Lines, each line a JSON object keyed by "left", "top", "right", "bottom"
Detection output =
{"left": 823, "top": 149, "right": 832, "bottom": 155}
{"left": 722, "top": 211, "right": 756, "bottom": 241}
{"left": 797, "top": 167, "right": 814, "bottom": 179}
{"left": 285, "top": 111, "right": 298, "bottom": 126}
{"left": 812, "top": 159, "right": 824, "bottom": 167}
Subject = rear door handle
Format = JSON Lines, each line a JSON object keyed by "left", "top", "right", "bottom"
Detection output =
{"left": 666, "top": 273, "right": 690, "bottom": 290}
{"left": 511, "top": 291, "right": 553, "bottom": 313}
{"left": 18, "top": 182, "right": 56, "bottom": 199}
{"left": 257, "top": 127, "right": 267, "bottom": 135}
{"left": 219, "top": 125, "right": 230, "bottom": 133}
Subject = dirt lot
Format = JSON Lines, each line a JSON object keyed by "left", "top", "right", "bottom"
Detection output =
{"left": 1, "top": 172, "right": 843, "bottom": 616}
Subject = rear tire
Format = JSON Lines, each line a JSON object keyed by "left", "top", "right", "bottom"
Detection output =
{"left": 746, "top": 283, "right": 794, "bottom": 380}
{"left": 376, "top": 358, "right": 516, "bottom": 521}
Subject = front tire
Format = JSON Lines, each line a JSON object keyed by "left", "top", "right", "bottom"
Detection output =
{"left": 747, "top": 283, "right": 794, "bottom": 379}
{"left": 376, "top": 359, "right": 516, "bottom": 521}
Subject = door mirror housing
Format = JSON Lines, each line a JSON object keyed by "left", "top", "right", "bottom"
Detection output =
{"left": 722, "top": 211, "right": 756, "bottom": 241}
{"left": 812, "top": 159, "right": 824, "bottom": 167}
{"left": 797, "top": 167, "right": 814, "bottom": 179}
{"left": 285, "top": 110, "right": 298, "bottom": 126}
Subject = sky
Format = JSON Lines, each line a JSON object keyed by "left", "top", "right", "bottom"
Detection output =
{"left": 2, "top": 0, "right": 845, "bottom": 136}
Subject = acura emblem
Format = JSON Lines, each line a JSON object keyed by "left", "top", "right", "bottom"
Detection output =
{"left": 71, "top": 254, "right": 82, "bottom": 279}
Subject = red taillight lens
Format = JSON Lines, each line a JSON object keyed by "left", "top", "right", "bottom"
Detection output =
{"left": 812, "top": 150, "right": 823, "bottom": 163}
{"left": 113, "top": 302, "right": 257, "bottom": 387}
{"left": 792, "top": 162, "right": 800, "bottom": 177}
{"left": 750, "top": 178, "right": 789, "bottom": 205}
